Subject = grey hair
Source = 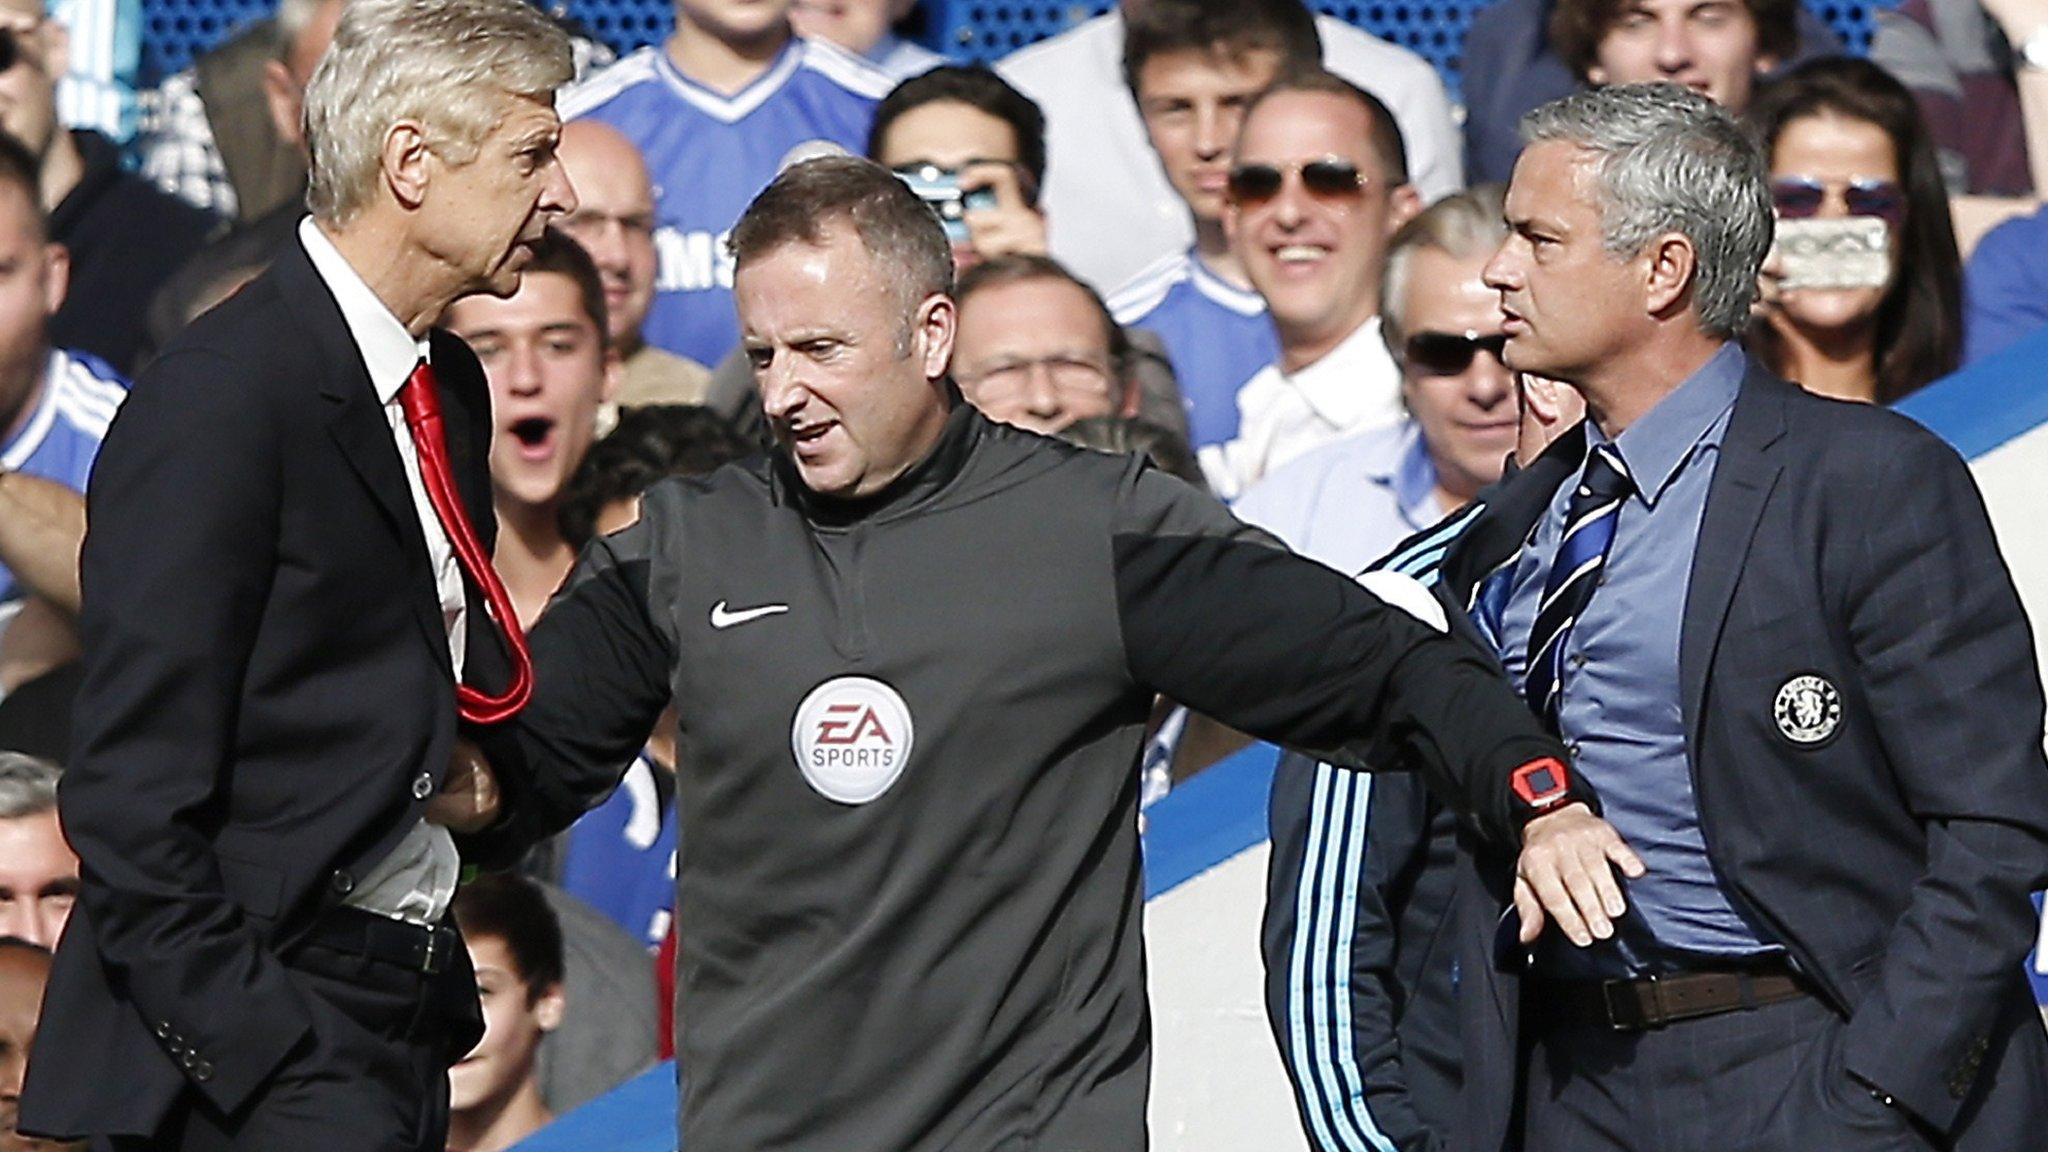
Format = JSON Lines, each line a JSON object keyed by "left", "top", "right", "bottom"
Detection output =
{"left": 0, "top": 752, "right": 60, "bottom": 820}
{"left": 1381, "top": 183, "right": 1510, "bottom": 358}
{"left": 1519, "top": 83, "right": 1773, "bottom": 337}
{"left": 303, "top": 0, "right": 574, "bottom": 226}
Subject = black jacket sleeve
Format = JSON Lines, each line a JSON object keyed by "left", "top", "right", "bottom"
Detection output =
{"left": 467, "top": 484, "right": 679, "bottom": 860}
{"left": 1110, "top": 464, "right": 1580, "bottom": 848}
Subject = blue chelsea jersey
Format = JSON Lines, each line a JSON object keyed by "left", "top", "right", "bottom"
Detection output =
{"left": 562, "top": 38, "right": 890, "bottom": 367}
{"left": 561, "top": 752, "right": 677, "bottom": 948}
{"left": 0, "top": 349, "right": 127, "bottom": 604}
{"left": 1109, "top": 251, "right": 1280, "bottom": 451}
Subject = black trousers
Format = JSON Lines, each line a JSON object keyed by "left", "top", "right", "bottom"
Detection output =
{"left": 101, "top": 937, "right": 470, "bottom": 1152}
{"left": 1523, "top": 992, "right": 1937, "bottom": 1152}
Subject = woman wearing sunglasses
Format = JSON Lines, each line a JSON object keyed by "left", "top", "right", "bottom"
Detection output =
{"left": 1745, "top": 57, "right": 1963, "bottom": 404}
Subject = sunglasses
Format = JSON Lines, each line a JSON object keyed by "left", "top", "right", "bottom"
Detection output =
{"left": 1226, "top": 158, "right": 1368, "bottom": 209}
{"left": 1769, "top": 176, "right": 1905, "bottom": 228}
{"left": 1403, "top": 330, "right": 1509, "bottom": 376}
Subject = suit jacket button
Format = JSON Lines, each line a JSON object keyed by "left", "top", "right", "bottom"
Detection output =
{"left": 193, "top": 1060, "right": 214, "bottom": 1082}
{"left": 155, "top": 1020, "right": 173, "bottom": 1040}
{"left": 412, "top": 772, "right": 435, "bottom": 801}
{"left": 330, "top": 870, "right": 355, "bottom": 896}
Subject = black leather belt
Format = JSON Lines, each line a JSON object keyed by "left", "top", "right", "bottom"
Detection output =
{"left": 303, "top": 907, "right": 458, "bottom": 975}
{"left": 1531, "top": 967, "right": 1814, "bottom": 1032}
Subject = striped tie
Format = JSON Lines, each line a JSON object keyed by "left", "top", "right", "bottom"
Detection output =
{"left": 1525, "top": 444, "right": 1633, "bottom": 731}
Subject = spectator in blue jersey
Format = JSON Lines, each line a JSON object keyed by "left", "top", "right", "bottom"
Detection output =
{"left": 1109, "top": 0, "right": 1317, "bottom": 469}
{"left": 953, "top": 253, "right": 1136, "bottom": 436}
{"left": 447, "top": 874, "right": 567, "bottom": 1152}
{"left": 0, "top": 0, "right": 215, "bottom": 375}
{"left": 549, "top": 404, "right": 753, "bottom": 949}
{"left": 0, "top": 130, "right": 121, "bottom": 628}
{"left": 791, "top": 0, "right": 948, "bottom": 83}
{"left": 867, "top": 65, "right": 1049, "bottom": 272}
{"left": 557, "top": 119, "right": 714, "bottom": 411}
{"left": 561, "top": 0, "right": 893, "bottom": 369}
{"left": 445, "top": 231, "right": 618, "bottom": 630}
{"left": 1963, "top": 202, "right": 2048, "bottom": 361}
{"left": 1208, "top": 71, "right": 1419, "bottom": 500}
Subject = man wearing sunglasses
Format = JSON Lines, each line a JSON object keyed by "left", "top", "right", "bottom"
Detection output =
{"left": 1109, "top": 0, "right": 1317, "bottom": 487}
{"left": 1205, "top": 71, "right": 1421, "bottom": 501}
{"left": 1450, "top": 83, "right": 2048, "bottom": 1152}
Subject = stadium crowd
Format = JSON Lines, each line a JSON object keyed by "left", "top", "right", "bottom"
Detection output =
{"left": 0, "top": 0, "right": 2045, "bottom": 1149}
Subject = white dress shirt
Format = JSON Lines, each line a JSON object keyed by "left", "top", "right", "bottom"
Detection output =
{"left": 1202, "top": 316, "right": 1404, "bottom": 502}
{"left": 298, "top": 217, "right": 466, "bottom": 927}
{"left": 997, "top": 11, "right": 1463, "bottom": 292}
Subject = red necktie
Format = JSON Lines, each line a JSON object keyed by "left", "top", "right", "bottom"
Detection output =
{"left": 397, "top": 360, "right": 533, "bottom": 724}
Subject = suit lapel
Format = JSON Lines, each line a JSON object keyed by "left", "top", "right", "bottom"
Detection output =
{"left": 1679, "top": 365, "right": 1789, "bottom": 752}
{"left": 278, "top": 243, "right": 456, "bottom": 679}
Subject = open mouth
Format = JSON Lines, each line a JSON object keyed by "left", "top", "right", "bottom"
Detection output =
{"left": 783, "top": 419, "right": 836, "bottom": 457}
{"left": 507, "top": 416, "right": 557, "bottom": 461}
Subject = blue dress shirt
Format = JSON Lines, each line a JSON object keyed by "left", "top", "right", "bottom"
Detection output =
{"left": 1498, "top": 343, "right": 1779, "bottom": 974}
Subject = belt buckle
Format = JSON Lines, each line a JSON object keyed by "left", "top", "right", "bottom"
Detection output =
{"left": 1602, "top": 974, "right": 1655, "bottom": 1032}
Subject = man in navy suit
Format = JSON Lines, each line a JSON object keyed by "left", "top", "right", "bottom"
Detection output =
{"left": 18, "top": 0, "right": 577, "bottom": 1148}
{"left": 1467, "top": 83, "right": 2048, "bottom": 1151}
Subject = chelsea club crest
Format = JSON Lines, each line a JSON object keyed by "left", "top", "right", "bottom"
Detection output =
{"left": 1773, "top": 673, "right": 1842, "bottom": 746}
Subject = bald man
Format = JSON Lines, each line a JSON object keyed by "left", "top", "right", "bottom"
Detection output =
{"left": 556, "top": 119, "right": 712, "bottom": 408}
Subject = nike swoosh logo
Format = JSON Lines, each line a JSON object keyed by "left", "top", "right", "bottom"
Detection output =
{"left": 710, "top": 601, "right": 790, "bottom": 629}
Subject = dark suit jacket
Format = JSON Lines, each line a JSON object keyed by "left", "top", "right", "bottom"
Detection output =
{"left": 1433, "top": 365, "right": 2048, "bottom": 1150}
{"left": 20, "top": 238, "right": 509, "bottom": 1140}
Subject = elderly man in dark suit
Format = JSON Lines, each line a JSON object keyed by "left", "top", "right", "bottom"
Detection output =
{"left": 1470, "top": 82, "right": 2048, "bottom": 1151}
{"left": 18, "top": 1, "right": 576, "bottom": 1148}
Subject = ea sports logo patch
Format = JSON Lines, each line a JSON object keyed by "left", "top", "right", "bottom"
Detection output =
{"left": 791, "top": 676, "right": 916, "bottom": 804}
{"left": 1773, "top": 673, "right": 1842, "bottom": 747}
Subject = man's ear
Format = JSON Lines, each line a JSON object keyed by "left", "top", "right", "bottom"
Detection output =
{"left": 914, "top": 292, "right": 956, "bottom": 381}
{"left": 383, "top": 121, "right": 433, "bottom": 210}
{"left": 40, "top": 240, "right": 67, "bottom": 317}
{"left": 1642, "top": 231, "right": 1699, "bottom": 319}
{"left": 261, "top": 59, "right": 305, "bottom": 149}
{"left": 600, "top": 344, "right": 623, "bottom": 405}
{"left": 533, "top": 982, "right": 566, "bottom": 1032}
{"left": 1385, "top": 183, "right": 1425, "bottom": 233}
